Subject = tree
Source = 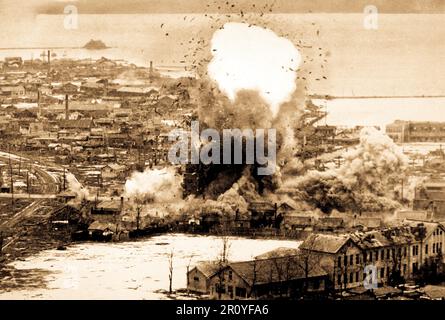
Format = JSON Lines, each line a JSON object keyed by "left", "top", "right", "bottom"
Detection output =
{"left": 269, "top": 254, "right": 295, "bottom": 298}
{"left": 415, "top": 254, "right": 445, "bottom": 285}
{"left": 168, "top": 249, "right": 174, "bottom": 294}
{"left": 216, "top": 235, "right": 230, "bottom": 299}
{"left": 389, "top": 246, "right": 405, "bottom": 287}
{"left": 248, "top": 258, "right": 258, "bottom": 298}
{"left": 186, "top": 254, "right": 195, "bottom": 296}
{"left": 296, "top": 236, "right": 322, "bottom": 297}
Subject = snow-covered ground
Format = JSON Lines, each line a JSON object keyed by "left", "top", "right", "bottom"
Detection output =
{"left": 0, "top": 234, "right": 301, "bottom": 300}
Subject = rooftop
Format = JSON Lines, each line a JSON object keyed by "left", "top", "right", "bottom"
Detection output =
{"left": 350, "top": 227, "right": 416, "bottom": 250}
{"left": 299, "top": 233, "right": 351, "bottom": 253}
{"left": 191, "top": 261, "right": 220, "bottom": 278}
{"left": 228, "top": 257, "right": 327, "bottom": 286}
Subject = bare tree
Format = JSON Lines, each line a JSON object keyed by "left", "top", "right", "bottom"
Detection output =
{"left": 249, "top": 258, "right": 258, "bottom": 298}
{"left": 217, "top": 235, "right": 230, "bottom": 299}
{"left": 186, "top": 254, "right": 195, "bottom": 295}
{"left": 268, "top": 261, "right": 274, "bottom": 298}
{"left": 220, "top": 235, "right": 230, "bottom": 264}
{"left": 168, "top": 249, "right": 174, "bottom": 294}
{"left": 296, "top": 236, "right": 322, "bottom": 297}
{"left": 270, "top": 254, "right": 293, "bottom": 298}
{"left": 389, "top": 245, "right": 405, "bottom": 286}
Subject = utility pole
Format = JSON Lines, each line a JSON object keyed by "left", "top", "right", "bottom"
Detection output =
{"left": 37, "top": 88, "right": 41, "bottom": 118}
{"left": 136, "top": 205, "right": 141, "bottom": 231}
{"left": 8, "top": 144, "right": 14, "bottom": 207}
{"left": 0, "top": 231, "right": 3, "bottom": 257}
{"left": 18, "top": 153, "right": 21, "bottom": 175}
{"left": 26, "top": 169, "right": 30, "bottom": 194}
{"left": 47, "top": 49, "right": 51, "bottom": 77}
{"left": 63, "top": 168, "right": 66, "bottom": 191}
{"left": 401, "top": 178, "right": 404, "bottom": 201}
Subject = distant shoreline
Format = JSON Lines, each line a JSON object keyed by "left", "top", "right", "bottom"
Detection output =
{"left": 0, "top": 46, "right": 114, "bottom": 51}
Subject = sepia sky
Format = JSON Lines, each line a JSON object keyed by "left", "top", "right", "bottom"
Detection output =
{"left": 1, "top": 0, "right": 445, "bottom": 16}
{"left": 0, "top": 0, "right": 445, "bottom": 97}
{"left": 27, "top": 0, "right": 445, "bottom": 14}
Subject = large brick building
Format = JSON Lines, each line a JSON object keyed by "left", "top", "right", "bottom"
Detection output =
{"left": 413, "top": 180, "right": 445, "bottom": 220}
{"left": 386, "top": 120, "right": 445, "bottom": 143}
{"left": 301, "top": 222, "right": 445, "bottom": 291}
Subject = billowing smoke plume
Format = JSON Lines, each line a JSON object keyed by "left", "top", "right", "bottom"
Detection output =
{"left": 404, "top": 176, "right": 428, "bottom": 201}
{"left": 198, "top": 87, "right": 273, "bottom": 131}
{"left": 66, "top": 172, "right": 89, "bottom": 200}
{"left": 124, "top": 167, "right": 183, "bottom": 203}
{"left": 120, "top": 22, "right": 303, "bottom": 207}
{"left": 192, "top": 22, "right": 304, "bottom": 201}
{"left": 281, "top": 127, "right": 408, "bottom": 213}
{"left": 122, "top": 22, "right": 310, "bottom": 221}
{"left": 208, "top": 22, "right": 301, "bottom": 118}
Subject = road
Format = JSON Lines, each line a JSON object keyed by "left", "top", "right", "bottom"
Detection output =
{"left": 0, "top": 193, "right": 56, "bottom": 200}
{"left": 0, "top": 199, "right": 45, "bottom": 229}
{"left": 0, "top": 150, "right": 63, "bottom": 250}
{"left": 0, "top": 151, "right": 60, "bottom": 194}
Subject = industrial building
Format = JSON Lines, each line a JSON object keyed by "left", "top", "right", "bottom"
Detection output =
{"left": 386, "top": 120, "right": 445, "bottom": 143}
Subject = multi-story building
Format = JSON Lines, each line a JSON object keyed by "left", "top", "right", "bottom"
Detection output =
{"left": 205, "top": 257, "right": 328, "bottom": 299}
{"left": 386, "top": 120, "right": 445, "bottom": 143}
{"left": 413, "top": 180, "right": 445, "bottom": 220}
{"left": 300, "top": 221, "right": 445, "bottom": 291}
{"left": 299, "top": 233, "right": 363, "bottom": 291}
{"left": 0, "top": 85, "right": 26, "bottom": 98}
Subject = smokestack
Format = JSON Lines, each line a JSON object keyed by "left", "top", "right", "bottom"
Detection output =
{"left": 149, "top": 61, "right": 154, "bottom": 80}
{"left": 37, "top": 89, "right": 41, "bottom": 118}
{"left": 48, "top": 50, "right": 51, "bottom": 74}
{"left": 65, "top": 94, "right": 69, "bottom": 120}
{"left": 104, "top": 79, "right": 108, "bottom": 96}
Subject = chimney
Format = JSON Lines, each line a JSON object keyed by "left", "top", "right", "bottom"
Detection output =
{"left": 149, "top": 61, "right": 154, "bottom": 80}
{"left": 65, "top": 94, "right": 69, "bottom": 120}
{"left": 48, "top": 50, "right": 51, "bottom": 73}
{"left": 37, "top": 89, "right": 41, "bottom": 117}
{"left": 104, "top": 79, "right": 108, "bottom": 96}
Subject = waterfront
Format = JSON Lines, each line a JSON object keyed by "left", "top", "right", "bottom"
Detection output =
{"left": 1, "top": 3, "right": 445, "bottom": 302}
{"left": 315, "top": 97, "right": 445, "bottom": 129}
{"left": 0, "top": 234, "right": 301, "bottom": 300}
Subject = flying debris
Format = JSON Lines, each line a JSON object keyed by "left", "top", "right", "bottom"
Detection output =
{"left": 208, "top": 22, "right": 301, "bottom": 117}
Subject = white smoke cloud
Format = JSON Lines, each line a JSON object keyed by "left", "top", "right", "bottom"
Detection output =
{"left": 208, "top": 22, "right": 301, "bottom": 117}
{"left": 66, "top": 172, "right": 89, "bottom": 200}
{"left": 124, "top": 167, "right": 183, "bottom": 203}
{"left": 281, "top": 127, "right": 408, "bottom": 213}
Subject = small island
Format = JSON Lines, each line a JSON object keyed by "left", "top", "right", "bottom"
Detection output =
{"left": 83, "top": 39, "right": 108, "bottom": 50}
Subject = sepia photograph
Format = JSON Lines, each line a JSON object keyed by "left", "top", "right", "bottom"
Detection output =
{"left": 0, "top": 0, "right": 445, "bottom": 308}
